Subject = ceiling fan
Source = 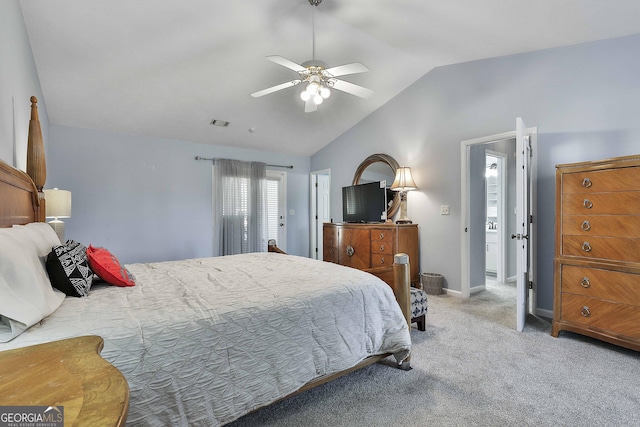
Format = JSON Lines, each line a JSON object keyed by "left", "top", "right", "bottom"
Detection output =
{"left": 251, "top": 0, "right": 373, "bottom": 113}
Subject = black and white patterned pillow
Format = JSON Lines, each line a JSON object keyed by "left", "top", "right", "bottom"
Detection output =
{"left": 46, "top": 240, "right": 93, "bottom": 297}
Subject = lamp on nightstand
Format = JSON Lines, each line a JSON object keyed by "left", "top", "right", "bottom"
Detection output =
{"left": 44, "top": 188, "right": 71, "bottom": 242}
{"left": 391, "top": 166, "right": 417, "bottom": 224}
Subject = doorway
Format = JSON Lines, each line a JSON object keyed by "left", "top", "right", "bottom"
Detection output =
{"left": 485, "top": 151, "right": 508, "bottom": 284}
{"left": 465, "top": 140, "right": 515, "bottom": 295}
{"left": 266, "top": 170, "right": 287, "bottom": 252}
{"left": 310, "top": 169, "right": 331, "bottom": 260}
{"left": 460, "top": 119, "right": 537, "bottom": 331}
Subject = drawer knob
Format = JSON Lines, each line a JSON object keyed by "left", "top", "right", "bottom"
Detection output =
{"left": 583, "top": 199, "right": 593, "bottom": 209}
{"left": 581, "top": 306, "right": 591, "bottom": 317}
{"left": 580, "top": 277, "right": 591, "bottom": 288}
{"left": 379, "top": 244, "right": 385, "bottom": 252}
{"left": 380, "top": 257, "right": 385, "bottom": 264}
{"left": 582, "top": 178, "right": 592, "bottom": 188}
{"left": 582, "top": 242, "right": 592, "bottom": 252}
{"left": 329, "top": 249, "right": 334, "bottom": 255}
{"left": 346, "top": 245, "right": 355, "bottom": 257}
{"left": 581, "top": 220, "right": 591, "bottom": 231}
{"left": 379, "top": 233, "right": 385, "bottom": 240}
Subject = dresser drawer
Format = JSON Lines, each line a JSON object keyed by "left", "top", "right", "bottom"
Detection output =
{"left": 562, "top": 191, "right": 640, "bottom": 215}
{"left": 562, "top": 215, "right": 640, "bottom": 238}
{"left": 562, "top": 166, "right": 640, "bottom": 194}
{"left": 323, "top": 245, "right": 339, "bottom": 263}
{"left": 561, "top": 294, "right": 640, "bottom": 338}
{"left": 370, "top": 228, "right": 393, "bottom": 254}
{"left": 370, "top": 229, "right": 393, "bottom": 243}
{"left": 370, "top": 239, "right": 392, "bottom": 255}
{"left": 562, "top": 235, "right": 640, "bottom": 263}
{"left": 371, "top": 254, "right": 393, "bottom": 267}
{"left": 561, "top": 264, "right": 640, "bottom": 305}
{"left": 323, "top": 226, "right": 338, "bottom": 247}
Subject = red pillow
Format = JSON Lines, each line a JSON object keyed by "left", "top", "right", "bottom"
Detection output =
{"left": 86, "top": 245, "right": 135, "bottom": 287}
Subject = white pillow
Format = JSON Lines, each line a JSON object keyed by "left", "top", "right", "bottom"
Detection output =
{"left": 13, "top": 222, "right": 62, "bottom": 256}
{"left": 0, "top": 226, "right": 65, "bottom": 342}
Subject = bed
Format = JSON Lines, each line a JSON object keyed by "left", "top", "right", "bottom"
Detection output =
{"left": 0, "top": 99, "right": 412, "bottom": 425}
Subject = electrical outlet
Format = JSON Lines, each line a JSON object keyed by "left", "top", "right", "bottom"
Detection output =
{"left": 441, "top": 205, "right": 450, "bottom": 215}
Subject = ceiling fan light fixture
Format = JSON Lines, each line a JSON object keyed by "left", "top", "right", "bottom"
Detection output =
{"left": 306, "top": 82, "right": 319, "bottom": 94}
{"left": 251, "top": 0, "right": 372, "bottom": 112}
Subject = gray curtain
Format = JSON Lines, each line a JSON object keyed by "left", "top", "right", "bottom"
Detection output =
{"left": 212, "top": 159, "right": 268, "bottom": 256}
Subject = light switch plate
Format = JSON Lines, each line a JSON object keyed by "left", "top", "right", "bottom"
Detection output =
{"left": 441, "top": 205, "right": 450, "bottom": 215}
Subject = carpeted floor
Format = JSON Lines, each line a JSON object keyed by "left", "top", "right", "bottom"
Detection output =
{"left": 228, "top": 282, "right": 640, "bottom": 426}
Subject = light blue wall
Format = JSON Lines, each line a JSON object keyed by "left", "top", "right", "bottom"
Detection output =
{"left": 311, "top": 34, "right": 640, "bottom": 313}
{"left": 0, "top": 0, "right": 49, "bottom": 169}
{"left": 47, "top": 125, "right": 310, "bottom": 264}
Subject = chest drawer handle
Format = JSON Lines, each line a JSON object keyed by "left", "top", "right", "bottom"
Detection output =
{"left": 583, "top": 199, "right": 593, "bottom": 209}
{"left": 346, "top": 245, "right": 355, "bottom": 257}
{"left": 379, "top": 233, "right": 385, "bottom": 240}
{"left": 582, "top": 242, "right": 592, "bottom": 252}
{"left": 582, "top": 178, "right": 592, "bottom": 188}
{"left": 581, "top": 306, "right": 591, "bottom": 317}
{"left": 580, "top": 277, "right": 590, "bottom": 288}
{"left": 380, "top": 257, "right": 385, "bottom": 264}
{"left": 379, "top": 244, "right": 385, "bottom": 252}
{"left": 581, "top": 221, "right": 591, "bottom": 231}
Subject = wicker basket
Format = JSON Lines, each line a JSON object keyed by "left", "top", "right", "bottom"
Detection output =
{"left": 421, "top": 272, "right": 444, "bottom": 295}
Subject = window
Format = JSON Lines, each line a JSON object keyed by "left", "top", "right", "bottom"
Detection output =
{"left": 212, "top": 159, "right": 268, "bottom": 256}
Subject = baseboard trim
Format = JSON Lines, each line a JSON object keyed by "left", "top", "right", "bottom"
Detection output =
{"left": 535, "top": 308, "right": 553, "bottom": 319}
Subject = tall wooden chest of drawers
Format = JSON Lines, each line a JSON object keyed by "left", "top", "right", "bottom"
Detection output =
{"left": 552, "top": 155, "right": 640, "bottom": 351}
{"left": 323, "top": 223, "right": 419, "bottom": 291}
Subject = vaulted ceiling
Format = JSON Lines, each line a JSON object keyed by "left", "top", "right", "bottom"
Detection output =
{"left": 20, "top": 0, "right": 640, "bottom": 156}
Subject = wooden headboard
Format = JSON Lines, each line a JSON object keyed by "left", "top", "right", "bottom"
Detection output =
{"left": 0, "top": 160, "right": 42, "bottom": 227}
{"left": 0, "top": 97, "right": 46, "bottom": 227}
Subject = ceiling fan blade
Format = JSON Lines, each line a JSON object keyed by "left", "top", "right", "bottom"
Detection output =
{"left": 251, "top": 80, "right": 301, "bottom": 98}
{"left": 324, "top": 62, "right": 369, "bottom": 77}
{"left": 331, "top": 79, "right": 374, "bottom": 99}
{"left": 304, "top": 98, "right": 317, "bottom": 113}
{"left": 266, "top": 55, "right": 306, "bottom": 73}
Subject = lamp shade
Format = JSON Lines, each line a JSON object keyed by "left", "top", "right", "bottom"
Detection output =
{"left": 390, "top": 167, "right": 417, "bottom": 192}
{"left": 44, "top": 188, "right": 72, "bottom": 218}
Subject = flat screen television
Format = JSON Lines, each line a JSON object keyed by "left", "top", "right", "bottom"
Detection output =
{"left": 342, "top": 181, "right": 388, "bottom": 223}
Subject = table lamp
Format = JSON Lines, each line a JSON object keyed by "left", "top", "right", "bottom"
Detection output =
{"left": 44, "top": 188, "right": 71, "bottom": 242}
{"left": 391, "top": 167, "right": 417, "bottom": 224}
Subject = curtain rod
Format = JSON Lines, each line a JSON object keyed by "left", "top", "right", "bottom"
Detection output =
{"left": 195, "top": 156, "right": 293, "bottom": 169}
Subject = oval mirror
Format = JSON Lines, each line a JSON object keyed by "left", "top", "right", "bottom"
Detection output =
{"left": 352, "top": 153, "right": 401, "bottom": 218}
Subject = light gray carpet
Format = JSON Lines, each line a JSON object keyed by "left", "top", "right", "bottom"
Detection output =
{"left": 228, "top": 282, "right": 640, "bottom": 426}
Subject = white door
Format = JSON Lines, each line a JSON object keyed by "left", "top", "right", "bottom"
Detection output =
{"left": 266, "top": 170, "right": 287, "bottom": 252}
{"left": 514, "top": 117, "right": 532, "bottom": 332}
{"left": 310, "top": 170, "right": 331, "bottom": 260}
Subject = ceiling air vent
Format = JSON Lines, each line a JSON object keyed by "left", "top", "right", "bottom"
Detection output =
{"left": 210, "top": 119, "right": 230, "bottom": 127}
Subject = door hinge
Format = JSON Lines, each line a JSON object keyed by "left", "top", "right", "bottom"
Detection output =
{"left": 529, "top": 214, "right": 533, "bottom": 224}
{"left": 528, "top": 281, "right": 533, "bottom": 289}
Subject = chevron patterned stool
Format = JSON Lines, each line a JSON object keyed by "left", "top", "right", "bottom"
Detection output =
{"left": 410, "top": 287, "right": 428, "bottom": 331}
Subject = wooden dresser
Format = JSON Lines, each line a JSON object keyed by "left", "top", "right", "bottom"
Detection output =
{"left": 323, "top": 223, "right": 419, "bottom": 290}
{"left": 552, "top": 154, "right": 640, "bottom": 351}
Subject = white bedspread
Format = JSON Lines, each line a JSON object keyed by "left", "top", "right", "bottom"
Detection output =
{"left": 1, "top": 253, "right": 411, "bottom": 426}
